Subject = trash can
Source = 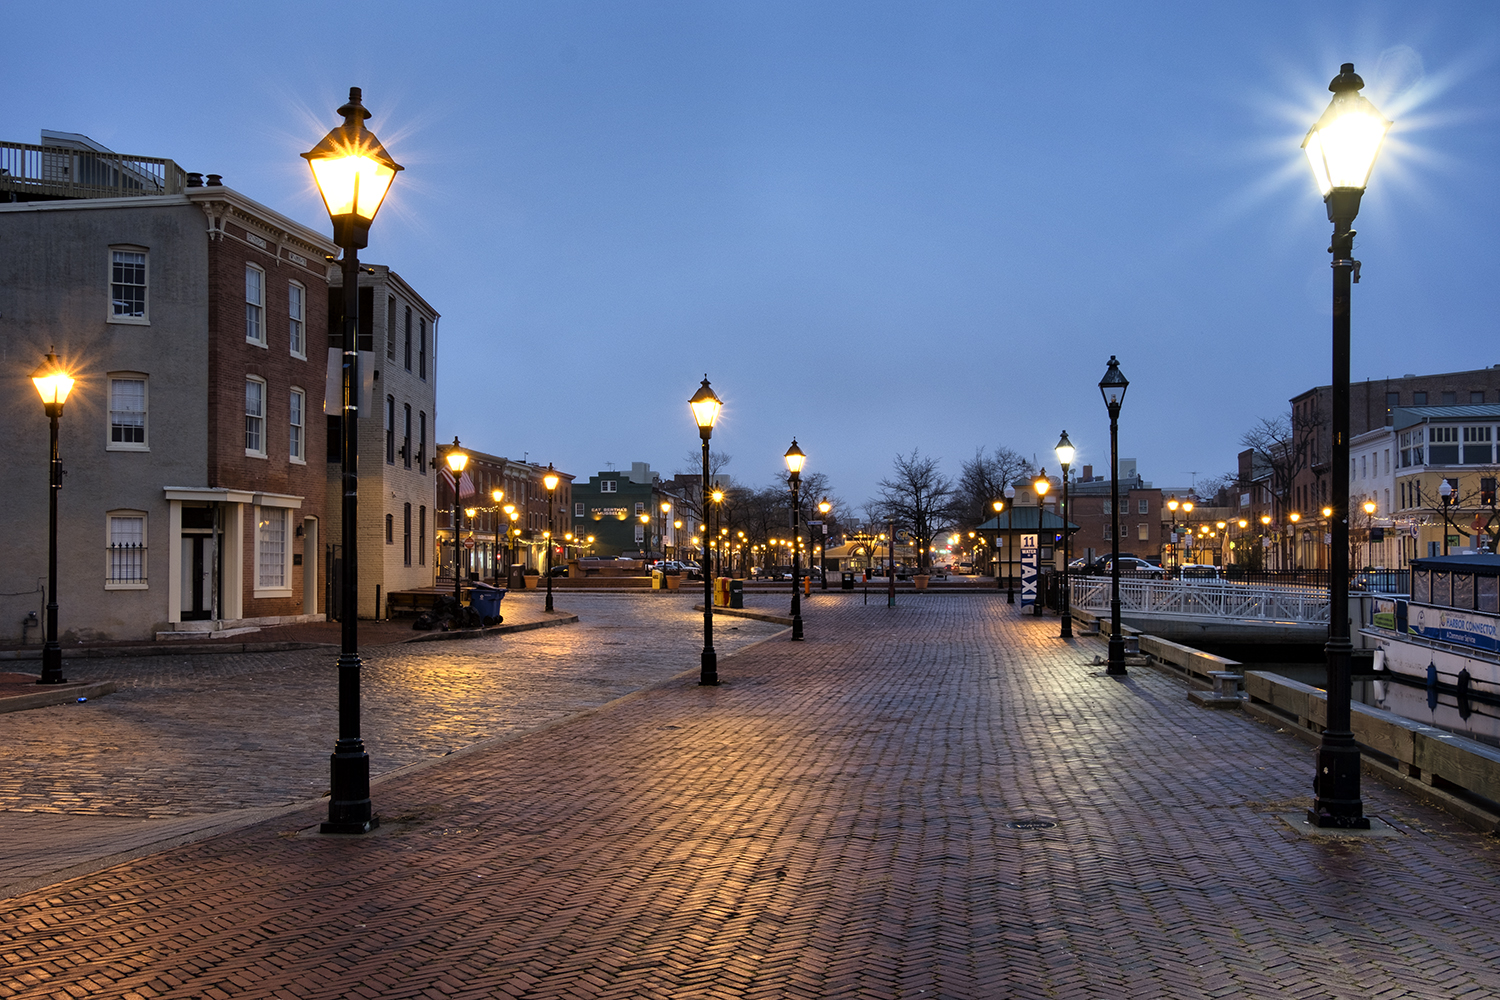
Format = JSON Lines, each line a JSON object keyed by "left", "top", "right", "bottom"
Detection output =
{"left": 652, "top": 569, "right": 664, "bottom": 590}
{"left": 468, "top": 583, "right": 505, "bottom": 622}
{"left": 508, "top": 566, "right": 528, "bottom": 590}
{"left": 728, "top": 579, "right": 744, "bottom": 609}
{"left": 841, "top": 571, "right": 855, "bottom": 591}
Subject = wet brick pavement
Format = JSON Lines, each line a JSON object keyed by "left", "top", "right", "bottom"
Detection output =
{"left": 3, "top": 594, "right": 1500, "bottom": 998}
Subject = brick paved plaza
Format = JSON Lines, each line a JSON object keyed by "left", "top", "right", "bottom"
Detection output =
{"left": 4, "top": 592, "right": 1500, "bottom": 998}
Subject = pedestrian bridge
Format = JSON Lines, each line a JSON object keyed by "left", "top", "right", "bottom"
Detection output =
{"left": 1069, "top": 577, "right": 1329, "bottom": 643}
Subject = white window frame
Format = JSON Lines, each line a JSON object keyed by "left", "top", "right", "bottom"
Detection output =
{"left": 106, "top": 373, "right": 149, "bottom": 452}
{"left": 254, "top": 505, "right": 293, "bottom": 597}
{"left": 288, "top": 281, "right": 306, "bottom": 358}
{"left": 601, "top": 480, "right": 617, "bottom": 493}
{"left": 108, "top": 247, "right": 149, "bottom": 325}
{"left": 289, "top": 387, "right": 306, "bottom": 464}
{"left": 1138, "top": 523, "right": 1150, "bottom": 542}
{"left": 245, "top": 264, "right": 266, "bottom": 347}
{"left": 245, "top": 376, "right": 267, "bottom": 458}
{"left": 575, "top": 502, "right": 584, "bottom": 518}
{"left": 105, "top": 511, "right": 148, "bottom": 590}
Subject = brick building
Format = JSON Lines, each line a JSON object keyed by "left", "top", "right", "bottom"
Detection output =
{"left": 0, "top": 133, "right": 335, "bottom": 639}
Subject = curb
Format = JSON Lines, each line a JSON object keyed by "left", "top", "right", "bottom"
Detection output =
{"left": 403, "top": 614, "right": 580, "bottom": 642}
{"left": 0, "top": 680, "right": 119, "bottom": 715}
{"left": 691, "top": 604, "right": 795, "bottom": 627}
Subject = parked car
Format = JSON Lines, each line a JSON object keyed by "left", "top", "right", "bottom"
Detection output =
{"left": 1095, "top": 556, "right": 1165, "bottom": 578}
{"left": 1178, "top": 564, "right": 1221, "bottom": 583}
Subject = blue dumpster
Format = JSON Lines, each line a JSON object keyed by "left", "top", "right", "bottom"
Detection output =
{"left": 469, "top": 583, "right": 506, "bottom": 622}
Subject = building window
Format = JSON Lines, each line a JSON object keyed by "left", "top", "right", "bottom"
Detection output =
{"left": 1119, "top": 499, "right": 1129, "bottom": 513}
{"left": 289, "top": 387, "right": 306, "bottom": 462}
{"left": 386, "top": 513, "right": 394, "bottom": 544}
{"left": 575, "top": 502, "right": 584, "bottom": 518}
{"left": 601, "top": 480, "right": 617, "bottom": 493}
{"left": 385, "top": 395, "right": 395, "bottom": 464}
{"left": 418, "top": 411, "right": 427, "bottom": 474}
{"left": 245, "top": 265, "right": 266, "bottom": 346}
{"left": 1137, "top": 498, "right": 1148, "bottom": 515}
{"left": 289, "top": 282, "right": 306, "bottom": 357}
{"left": 110, "top": 248, "right": 148, "bottom": 322}
{"left": 1463, "top": 426, "right": 1493, "bottom": 465}
{"left": 1428, "top": 426, "right": 1459, "bottom": 465}
{"left": 1103, "top": 524, "right": 1112, "bottom": 541}
{"left": 418, "top": 317, "right": 428, "bottom": 379}
{"left": 404, "top": 503, "right": 412, "bottom": 566}
{"left": 106, "top": 512, "right": 147, "bottom": 588}
{"left": 1442, "top": 391, "right": 1457, "bottom": 405}
{"left": 387, "top": 296, "right": 397, "bottom": 361}
{"left": 108, "top": 375, "right": 147, "bottom": 450}
{"left": 1413, "top": 391, "right": 1428, "bottom": 406}
{"left": 419, "top": 506, "right": 427, "bottom": 564}
{"left": 635, "top": 524, "right": 645, "bottom": 543}
{"left": 245, "top": 377, "right": 266, "bottom": 456}
{"left": 635, "top": 502, "right": 645, "bottom": 515}
{"left": 1473, "top": 391, "right": 1486, "bottom": 404}
{"left": 1138, "top": 524, "right": 1149, "bottom": 541}
{"left": 403, "top": 404, "right": 412, "bottom": 468}
{"left": 404, "top": 306, "right": 412, "bottom": 371}
{"left": 257, "top": 507, "right": 288, "bottom": 590}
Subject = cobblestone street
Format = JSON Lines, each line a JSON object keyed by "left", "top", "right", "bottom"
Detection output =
{"left": 4, "top": 592, "right": 1500, "bottom": 998}
{"left": 0, "top": 592, "right": 782, "bottom": 895}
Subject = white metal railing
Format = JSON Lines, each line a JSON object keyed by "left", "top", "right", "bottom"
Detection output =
{"left": 1, "top": 141, "right": 185, "bottom": 200}
{"left": 1070, "top": 576, "right": 1330, "bottom": 625}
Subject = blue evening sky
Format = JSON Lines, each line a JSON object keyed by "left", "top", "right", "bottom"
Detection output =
{"left": 7, "top": 2, "right": 1499, "bottom": 510}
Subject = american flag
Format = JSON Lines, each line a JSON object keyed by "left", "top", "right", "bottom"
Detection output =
{"left": 439, "top": 468, "right": 477, "bottom": 499}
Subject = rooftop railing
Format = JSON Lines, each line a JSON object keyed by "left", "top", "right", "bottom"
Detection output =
{"left": 0, "top": 140, "right": 186, "bottom": 200}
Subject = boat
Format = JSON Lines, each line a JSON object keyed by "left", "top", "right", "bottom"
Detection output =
{"left": 1364, "top": 553, "right": 1500, "bottom": 704}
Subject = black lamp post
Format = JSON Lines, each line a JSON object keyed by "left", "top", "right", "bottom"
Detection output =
{"left": 1099, "top": 355, "right": 1129, "bottom": 676}
{"left": 446, "top": 439, "right": 468, "bottom": 612}
{"left": 543, "top": 464, "right": 560, "bottom": 612}
{"left": 304, "top": 86, "right": 402, "bottom": 835}
{"left": 818, "top": 498, "right": 832, "bottom": 589}
{"left": 784, "top": 440, "right": 806, "bottom": 640}
{"left": 1438, "top": 480, "right": 1457, "bottom": 556}
{"left": 31, "top": 350, "right": 74, "bottom": 686}
{"left": 1055, "top": 431, "right": 1076, "bottom": 639}
{"left": 690, "top": 378, "right": 723, "bottom": 684}
{"left": 990, "top": 499, "right": 1006, "bottom": 592}
{"left": 1303, "top": 62, "right": 1389, "bottom": 830}
{"left": 1032, "top": 469, "right": 1049, "bottom": 618}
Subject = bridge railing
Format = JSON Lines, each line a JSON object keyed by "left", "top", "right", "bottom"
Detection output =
{"left": 1070, "top": 577, "right": 1330, "bottom": 624}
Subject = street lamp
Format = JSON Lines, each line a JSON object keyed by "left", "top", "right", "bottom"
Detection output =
{"left": 31, "top": 350, "right": 74, "bottom": 686}
{"left": 1004, "top": 485, "right": 1017, "bottom": 602}
{"left": 1032, "top": 469, "right": 1050, "bottom": 618}
{"left": 543, "top": 464, "right": 560, "bottom": 612}
{"left": 818, "top": 497, "right": 832, "bottom": 590}
{"left": 690, "top": 377, "right": 723, "bottom": 684}
{"left": 1099, "top": 355, "right": 1129, "bottom": 676}
{"left": 504, "top": 505, "right": 518, "bottom": 577}
{"left": 1055, "top": 431, "right": 1076, "bottom": 638}
{"left": 1166, "top": 495, "right": 1181, "bottom": 570}
{"left": 1363, "top": 498, "right": 1378, "bottom": 568}
{"left": 661, "top": 500, "right": 672, "bottom": 562}
{"left": 446, "top": 440, "right": 469, "bottom": 612}
{"left": 784, "top": 440, "right": 806, "bottom": 640}
{"left": 989, "top": 498, "right": 1007, "bottom": 591}
{"left": 1302, "top": 62, "right": 1389, "bottom": 830}
{"left": 491, "top": 488, "right": 504, "bottom": 582}
{"left": 304, "top": 86, "right": 402, "bottom": 835}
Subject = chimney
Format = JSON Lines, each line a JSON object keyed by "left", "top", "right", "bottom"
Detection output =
{"left": 206, "top": 174, "right": 223, "bottom": 187}
{"left": 185, "top": 172, "right": 203, "bottom": 188}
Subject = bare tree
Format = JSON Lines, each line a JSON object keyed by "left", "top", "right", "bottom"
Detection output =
{"left": 675, "top": 448, "right": 733, "bottom": 520}
{"left": 869, "top": 450, "right": 959, "bottom": 570}
{"left": 1240, "top": 413, "right": 1318, "bottom": 568}
{"left": 956, "top": 446, "right": 1034, "bottom": 526}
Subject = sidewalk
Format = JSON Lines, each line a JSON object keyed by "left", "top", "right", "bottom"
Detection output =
{"left": 4, "top": 596, "right": 1499, "bottom": 998}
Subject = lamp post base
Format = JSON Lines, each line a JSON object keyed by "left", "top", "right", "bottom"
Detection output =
{"left": 791, "top": 616, "right": 804, "bottom": 640}
{"left": 1309, "top": 741, "right": 1369, "bottom": 829}
{"left": 322, "top": 748, "right": 378, "bottom": 834}
{"left": 1106, "top": 636, "right": 1127, "bottom": 677}
{"left": 700, "top": 650, "right": 719, "bottom": 686}
{"left": 38, "top": 645, "right": 65, "bottom": 684}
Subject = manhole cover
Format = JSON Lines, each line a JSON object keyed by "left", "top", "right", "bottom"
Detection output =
{"left": 1006, "top": 819, "right": 1057, "bottom": 830}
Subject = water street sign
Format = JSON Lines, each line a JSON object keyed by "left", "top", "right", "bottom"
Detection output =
{"left": 1021, "top": 533, "right": 1038, "bottom": 607}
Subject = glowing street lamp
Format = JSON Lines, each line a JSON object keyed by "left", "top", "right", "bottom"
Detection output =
{"left": 1055, "top": 431, "right": 1076, "bottom": 638}
{"left": 543, "top": 464, "right": 560, "bottom": 612}
{"left": 31, "top": 350, "right": 74, "bottom": 686}
{"left": 1031, "top": 469, "right": 1050, "bottom": 618}
{"left": 818, "top": 497, "right": 832, "bottom": 590}
{"left": 1302, "top": 63, "right": 1389, "bottom": 831}
{"left": 689, "top": 377, "right": 723, "bottom": 685}
{"left": 784, "top": 439, "right": 807, "bottom": 640}
{"left": 305, "top": 87, "right": 401, "bottom": 835}
{"left": 446, "top": 440, "right": 470, "bottom": 612}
